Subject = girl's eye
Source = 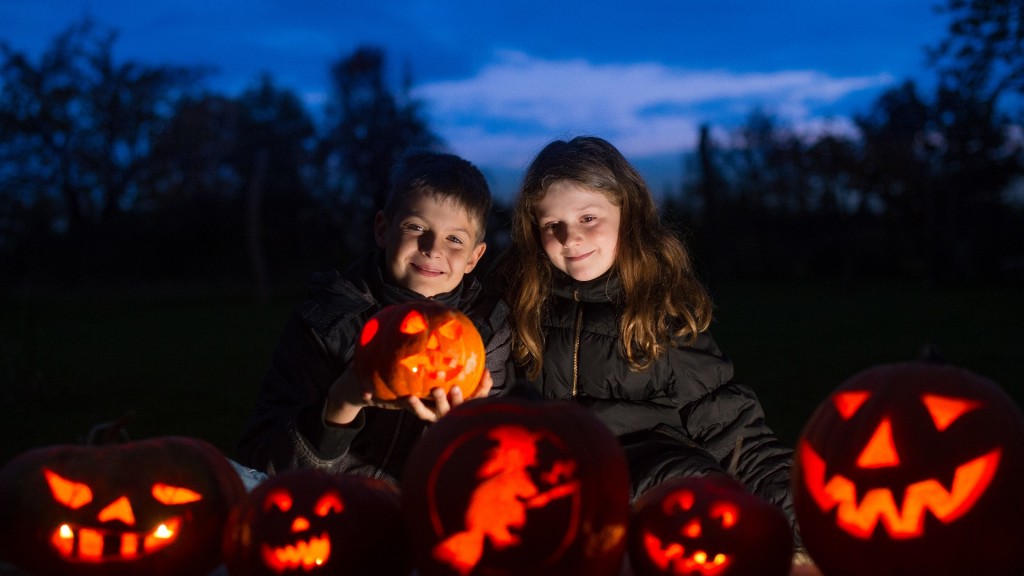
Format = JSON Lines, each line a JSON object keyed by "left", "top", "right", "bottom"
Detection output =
{"left": 581, "top": 215, "right": 597, "bottom": 223}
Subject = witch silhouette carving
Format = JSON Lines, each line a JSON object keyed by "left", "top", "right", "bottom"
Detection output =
{"left": 432, "top": 424, "right": 581, "bottom": 575}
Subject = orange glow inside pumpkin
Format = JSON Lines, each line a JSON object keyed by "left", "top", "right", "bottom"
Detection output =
{"left": 43, "top": 469, "right": 193, "bottom": 562}
{"left": 431, "top": 425, "right": 581, "bottom": 576}
{"left": 642, "top": 487, "right": 737, "bottom": 575}
{"left": 398, "top": 313, "right": 466, "bottom": 381}
{"left": 802, "top": 391, "right": 1000, "bottom": 539}
{"left": 259, "top": 488, "right": 344, "bottom": 573}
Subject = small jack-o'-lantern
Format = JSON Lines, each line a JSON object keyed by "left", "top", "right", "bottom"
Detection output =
{"left": 628, "top": 474, "right": 792, "bottom": 576}
{"left": 0, "top": 436, "right": 245, "bottom": 576}
{"left": 223, "top": 468, "right": 410, "bottom": 576}
{"left": 355, "top": 301, "right": 485, "bottom": 400}
{"left": 792, "top": 362, "right": 1024, "bottom": 576}
{"left": 402, "top": 395, "right": 631, "bottom": 576}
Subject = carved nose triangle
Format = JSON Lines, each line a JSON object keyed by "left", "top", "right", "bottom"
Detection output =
{"left": 856, "top": 417, "right": 900, "bottom": 469}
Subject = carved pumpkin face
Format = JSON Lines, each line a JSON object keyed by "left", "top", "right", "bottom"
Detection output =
{"left": 628, "top": 475, "right": 792, "bottom": 576}
{"left": 792, "top": 362, "right": 1024, "bottom": 576}
{"left": 222, "top": 468, "right": 410, "bottom": 576}
{"left": 355, "top": 301, "right": 485, "bottom": 400}
{"left": 0, "top": 436, "right": 245, "bottom": 576}
{"left": 402, "top": 396, "right": 631, "bottom": 576}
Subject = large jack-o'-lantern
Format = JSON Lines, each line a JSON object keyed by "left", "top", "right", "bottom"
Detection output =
{"left": 402, "top": 395, "right": 630, "bottom": 576}
{"left": 629, "top": 474, "right": 792, "bottom": 576}
{"left": 0, "top": 435, "right": 245, "bottom": 576}
{"left": 223, "top": 468, "right": 410, "bottom": 576}
{"left": 355, "top": 301, "right": 485, "bottom": 401}
{"left": 792, "top": 362, "right": 1024, "bottom": 576}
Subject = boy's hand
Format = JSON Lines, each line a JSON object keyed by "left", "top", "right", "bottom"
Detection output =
{"left": 324, "top": 367, "right": 373, "bottom": 426}
{"left": 404, "top": 370, "right": 494, "bottom": 423}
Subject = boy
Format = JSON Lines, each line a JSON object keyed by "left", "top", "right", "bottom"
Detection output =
{"left": 236, "top": 151, "right": 510, "bottom": 482}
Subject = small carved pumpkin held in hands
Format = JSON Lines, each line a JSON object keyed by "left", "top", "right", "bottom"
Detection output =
{"left": 792, "top": 362, "right": 1024, "bottom": 576}
{"left": 223, "top": 468, "right": 410, "bottom": 576}
{"left": 355, "top": 301, "right": 485, "bottom": 401}
{"left": 628, "top": 474, "right": 792, "bottom": 576}
{"left": 402, "top": 395, "right": 631, "bottom": 576}
{"left": 0, "top": 435, "right": 245, "bottom": 576}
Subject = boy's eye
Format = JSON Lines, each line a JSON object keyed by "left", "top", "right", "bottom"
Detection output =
{"left": 402, "top": 223, "right": 425, "bottom": 233}
{"left": 447, "top": 235, "right": 465, "bottom": 245}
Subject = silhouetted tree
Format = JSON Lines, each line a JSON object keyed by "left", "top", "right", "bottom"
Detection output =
{"left": 930, "top": 0, "right": 1024, "bottom": 107}
{"left": 317, "top": 46, "right": 440, "bottom": 252}
{"left": 0, "top": 18, "right": 201, "bottom": 237}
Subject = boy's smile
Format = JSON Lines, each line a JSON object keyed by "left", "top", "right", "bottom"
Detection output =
{"left": 376, "top": 194, "right": 486, "bottom": 298}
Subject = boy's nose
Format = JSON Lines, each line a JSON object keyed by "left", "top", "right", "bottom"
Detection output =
{"left": 419, "top": 233, "right": 439, "bottom": 256}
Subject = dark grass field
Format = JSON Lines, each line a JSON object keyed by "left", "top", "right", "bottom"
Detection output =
{"left": 1, "top": 279, "right": 1021, "bottom": 464}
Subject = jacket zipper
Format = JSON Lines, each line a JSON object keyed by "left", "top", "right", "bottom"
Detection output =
{"left": 572, "top": 287, "right": 582, "bottom": 398}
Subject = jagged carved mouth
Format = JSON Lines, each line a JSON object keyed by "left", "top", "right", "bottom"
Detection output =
{"left": 642, "top": 531, "right": 731, "bottom": 575}
{"left": 799, "top": 441, "right": 1000, "bottom": 539}
{"left": 49, "top": 517, "right": 182, "bottom": 562}
{"left": 261, "top": 533, "right": 331, "bottom": 572}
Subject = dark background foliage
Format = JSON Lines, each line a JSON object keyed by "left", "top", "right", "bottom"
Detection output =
{"left": 1, "top": 0, "right": 1022, "bottom": 461}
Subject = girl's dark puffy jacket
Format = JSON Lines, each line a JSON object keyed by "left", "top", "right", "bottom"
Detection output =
{"left": 520, "top": 270, "right": 798, "bottom": 535}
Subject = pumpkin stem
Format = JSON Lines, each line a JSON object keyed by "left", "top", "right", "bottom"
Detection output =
{"left": 85, "top": 410, "right": 136, "bottom": 445}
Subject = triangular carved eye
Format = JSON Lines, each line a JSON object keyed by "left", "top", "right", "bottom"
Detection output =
{"left": 360, "top": 318, "right": 379, "bottom": 345}
{"left": 833, "top": 390, "right": 871, "bottom": 420}
{"left": 44, "top": 469, "right": 93, "bottom": 509}
{"left": 152, "top": 483, "right": 203, "bottom": 505}
{"left": 437, "top": 319, "right": 462, "bottom": 340}
{"left": 314, "top": 492, "right": 344, "bottom": 517}
{"left": 661, "top": 489, "right": 695, "bottom": 514}
{"left": 265, "top": 488, "right": 293, "bottom": 512}
{"left": 922, "top": 394, "right": 981, "bottom": 431}
{"left": 710, "top": 502, "right": 739, "bottom": 529}
{"left": 400, "top": 311, "right": 427, "bottom": 334}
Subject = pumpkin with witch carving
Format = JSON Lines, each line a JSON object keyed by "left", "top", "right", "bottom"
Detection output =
{"left": 402, "top": 394, "right": 631, "bottom": 576}
{"left": 792, "top": 362, "right": 1024, "bottom": 576}
{"left": 0, "top": 434, "right": 245, "bottom": 576}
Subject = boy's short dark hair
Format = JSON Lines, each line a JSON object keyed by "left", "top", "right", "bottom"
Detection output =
{"left": 383, "top": 150, "right": 492, "bottom": 242}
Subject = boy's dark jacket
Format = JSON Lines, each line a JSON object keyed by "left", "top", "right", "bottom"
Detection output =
{"left": 236, "top": 251, "right": 510, "bottom": 483}
{"left": 517, "top": 269, "right": 798, "bottom": 536}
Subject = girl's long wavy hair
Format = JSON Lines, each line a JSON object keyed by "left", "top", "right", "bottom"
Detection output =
{"left": 497, "top": 136, "right": 713, "bottom": 379}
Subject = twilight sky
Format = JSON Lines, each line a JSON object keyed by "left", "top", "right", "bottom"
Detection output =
{"left": 1, "top": 0, "right": 951, "bottom": 196}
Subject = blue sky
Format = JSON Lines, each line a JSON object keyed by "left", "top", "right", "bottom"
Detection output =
{"left": 1, "top": 0, "right": 950, "bottom": 196}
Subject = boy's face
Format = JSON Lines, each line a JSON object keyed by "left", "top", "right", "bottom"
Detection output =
{"left": 375, "top": 194, "right": 487, "bottom": 298}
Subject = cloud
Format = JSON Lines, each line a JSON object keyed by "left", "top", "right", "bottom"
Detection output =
{"left": 413, "top": 50, "right": 894, "bottom": 168}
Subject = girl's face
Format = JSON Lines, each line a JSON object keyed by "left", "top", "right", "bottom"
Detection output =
{"left": 534, "top": 180, "right": 621, "bottom": 282}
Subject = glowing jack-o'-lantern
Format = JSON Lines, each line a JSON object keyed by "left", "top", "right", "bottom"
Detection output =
{"left": 402, "top": 395, "right": 631, "bottom": 576}
{"left": 222, "top": 468, "right": 410, "bottom": 576}
{"left": 355, "top": 301, "right": 486, "bottom": 400}
{"left": 628, "top": 475, "right": 792, "bottom": 576}
{"left": 792, "top": 362, "right": 1024, "bottom": 576}
{"left": 0, "top": 436, "right": 245, "bottom": 576}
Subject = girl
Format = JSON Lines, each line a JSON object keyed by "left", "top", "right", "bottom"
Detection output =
{"left": 494, "top": 135, "right": 800, "bottom": 543}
